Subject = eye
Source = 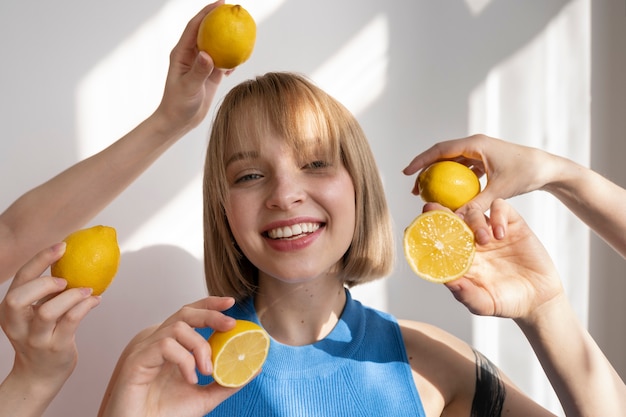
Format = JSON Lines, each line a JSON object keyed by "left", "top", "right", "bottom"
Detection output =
{"left": 304, "top": 160, "right": 331, "bottom": 169}
{"left": 234, "top": 172, "right": 263, "bottom": 184}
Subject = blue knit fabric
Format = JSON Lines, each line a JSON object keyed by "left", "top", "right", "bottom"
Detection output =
{"left": 196, "top": 290, "right": 426, "bottom": 416}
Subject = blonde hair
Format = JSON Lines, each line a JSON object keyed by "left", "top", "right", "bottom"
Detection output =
{"left": 203, "top": 72, "right": 394, "bottom": 300}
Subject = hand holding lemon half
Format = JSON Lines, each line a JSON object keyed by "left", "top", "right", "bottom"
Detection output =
{"left": 197, "top": 4, "right": 256, "bottom": 69}
{"left": 51, "top": 225, "right": 120, "bottom": 295}
{"left": 208, "top": 319, "right": 270, "bottom": 387}
{"left": 405, "top": 161, "right": 480, "bottom": 283}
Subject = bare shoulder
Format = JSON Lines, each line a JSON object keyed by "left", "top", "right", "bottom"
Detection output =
{"left": 397, "top": 319, "right": 475, "bottom": 364}
{"left": 397, "top": 319, "right": 477, "bottom": 414}
{"left": 398, "top": 320, "right": 556, "bottom": 417}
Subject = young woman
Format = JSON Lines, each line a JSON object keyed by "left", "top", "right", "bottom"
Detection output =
{"left": 99, "top": 72, "right": 626, "bottom": 417}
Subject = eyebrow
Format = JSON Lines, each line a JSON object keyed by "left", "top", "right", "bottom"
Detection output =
{"left": 225, "top": 150, "right": 259, "bottom": 168}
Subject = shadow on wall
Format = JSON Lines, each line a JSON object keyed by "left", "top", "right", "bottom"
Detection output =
{"left": 44, "top": 244, "right": 207, "bottom": 417}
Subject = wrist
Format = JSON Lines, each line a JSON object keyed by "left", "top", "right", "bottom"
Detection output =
{"left": 0, "top": 368, "right": 67, "bottom": 417}
{"left": 9, "top": 365, "right": 70, "bottom": 394}
{"left": 144, "top": 105, "right": 195, "bottom": 144}
{"left": 540, "top": 154, "right": 588, "bottom": 198}
{"left": 514, "top": 292, "right": 573, "bottom": 334}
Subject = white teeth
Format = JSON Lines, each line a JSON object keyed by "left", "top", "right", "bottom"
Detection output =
{"left": 268, "top": 223, "right": 320, "bottom": 239}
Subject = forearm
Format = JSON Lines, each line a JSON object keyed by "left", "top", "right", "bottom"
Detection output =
{"left": 0, "top": 370, "right": 66, "bottom": 417}
{"left": 516, "top": 294, "right": 626, "bottom": 416}
{"left": 542, "top": 155, "right": 626, "bottom": 258}
{"left": 0, "top": 109, "right": 187, "bottom": 282}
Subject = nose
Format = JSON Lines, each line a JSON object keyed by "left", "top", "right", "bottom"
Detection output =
{"left": 265, "top": 172, "right": 306, "bottom": 210}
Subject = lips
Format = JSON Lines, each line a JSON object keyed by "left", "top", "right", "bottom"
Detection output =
{"left": 266, "top": 222, "right": 321, "bottom": 239}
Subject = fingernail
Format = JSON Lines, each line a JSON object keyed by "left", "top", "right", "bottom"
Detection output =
{"left": 206, "top": 360, "right": 213, "bottom": 375}
{"left": 494, "top": 226, "right": 505, "bottom": 240}
{"left": 52, "top": 242, "right": 67, "bottom": 253}
{"left": 54, "top": 278, "right": 68, "bottom": 287}
{"left": 447, "top": 284, "right": 461, "bottom": 293}
{"left": 80, "top": 287, "right": 94, "bottom": 296}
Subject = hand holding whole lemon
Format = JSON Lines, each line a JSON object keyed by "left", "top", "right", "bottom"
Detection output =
{"left": 418, "top": 161, "right": 481, "bottom": 211}
{"left": 51, "top": 225, "right": 120, "bottom": 296}
{"left": 197, "top": 4, "right": 256, "bottom": 69}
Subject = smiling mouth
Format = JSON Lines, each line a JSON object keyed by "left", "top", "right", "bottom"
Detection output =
{"left": 266, "top": 222, "right": 321, "bottom": 240}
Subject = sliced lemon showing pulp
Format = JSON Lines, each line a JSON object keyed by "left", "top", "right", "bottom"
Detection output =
{"left": 403, "top": 210, "right": 475, "bottom": 283}
{"left": 208, "top": 319, "right": 270, "bottom": 387}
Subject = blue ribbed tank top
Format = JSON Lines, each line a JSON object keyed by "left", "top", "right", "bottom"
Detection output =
{"left": 196, "top": 289, "right": 426, "bottom": 416}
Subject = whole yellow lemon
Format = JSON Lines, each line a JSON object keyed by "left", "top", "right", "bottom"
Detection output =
{"left": 197, "top": 4, "right": 256, "bottom": 69}
{"left": 51, "top": 225, "right": 120, "bottom": 296}
{"left": 418, "top": 161, "right": 481, "bottom": 211}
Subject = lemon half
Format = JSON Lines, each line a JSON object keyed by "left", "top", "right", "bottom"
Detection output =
{"left": 208, "top": 319, "right": 270, "bottom": 387}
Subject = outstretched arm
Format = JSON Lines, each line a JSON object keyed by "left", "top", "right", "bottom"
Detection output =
{"left": 404, "top": 134, "right": 626, "bottom": 258}
{"left": 0, "top": 0, "right": 227, "bottom": 284}
{"left": 440, "top": 199, "right": 626, "bottom": 416}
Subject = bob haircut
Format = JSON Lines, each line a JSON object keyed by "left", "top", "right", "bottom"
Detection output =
{"left": 203, "top": 72, "right": 394, "bottom": 301}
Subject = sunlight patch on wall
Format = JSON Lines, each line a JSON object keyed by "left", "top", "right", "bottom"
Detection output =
{"left": 464, "top": 0, "right": 493, "bottom": 17}
{"left": 120, "top": 173, "right": 204, "bottom": 258}
{"left": 311, "top": 14, "right": 389, "bottom": 116}
{"left": 75, "top": 0, "right": 285, "bottom": 254}
{"left": 75, "top": 0, "right": 288, "bottom": 159}
{"left": 75, "top": 1, "right": 207, "bottom": 158}
{"left": 237, "top": 0, "right": 288, "bottom": 23}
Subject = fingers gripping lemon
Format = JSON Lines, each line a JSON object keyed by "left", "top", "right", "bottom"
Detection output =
{"left": 418, "top": 161, "right": 481, "bottom": 211}
{"left": 197, "top": 4, "right": 256, "bottom": 69}
{"left": 51, "top": 225, "right": 120, "bottom": 295}
{"left": 208, "top": 319, "right": 270, "bottom": 387}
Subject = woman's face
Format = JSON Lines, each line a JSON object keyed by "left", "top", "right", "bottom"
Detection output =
{"left": 223, "top": 125, "right": 356, "bottom": 285}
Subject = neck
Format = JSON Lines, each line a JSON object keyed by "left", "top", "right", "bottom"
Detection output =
{"left": 254, "top": 274, "right": 347, "bottom": 346}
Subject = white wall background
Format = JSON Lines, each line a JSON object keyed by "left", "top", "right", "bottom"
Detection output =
{"left": 0, "top": 1, "right": 623, "bottom": 416}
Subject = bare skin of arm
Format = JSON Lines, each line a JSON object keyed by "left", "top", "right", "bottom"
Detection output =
{"left": 0, "top": 0, "right": 228, "bottom": 284}
{"left": 399, "top": 320, "right": 553, "bottom": 417}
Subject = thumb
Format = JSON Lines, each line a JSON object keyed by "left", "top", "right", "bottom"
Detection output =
{"left": 187, "top": 51, "right": 216, "bottom": 85}
{"left": 201, "top": 382, "right": 243, "bottom": 412}
{"left": 455, "top": 190, "right": 498, "bottom": 245}
{"left": 445, "top": 277, "right": 495, "bottom": 316}
{"left": 456, "top": 184, "right": 501, "bottom": 219}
